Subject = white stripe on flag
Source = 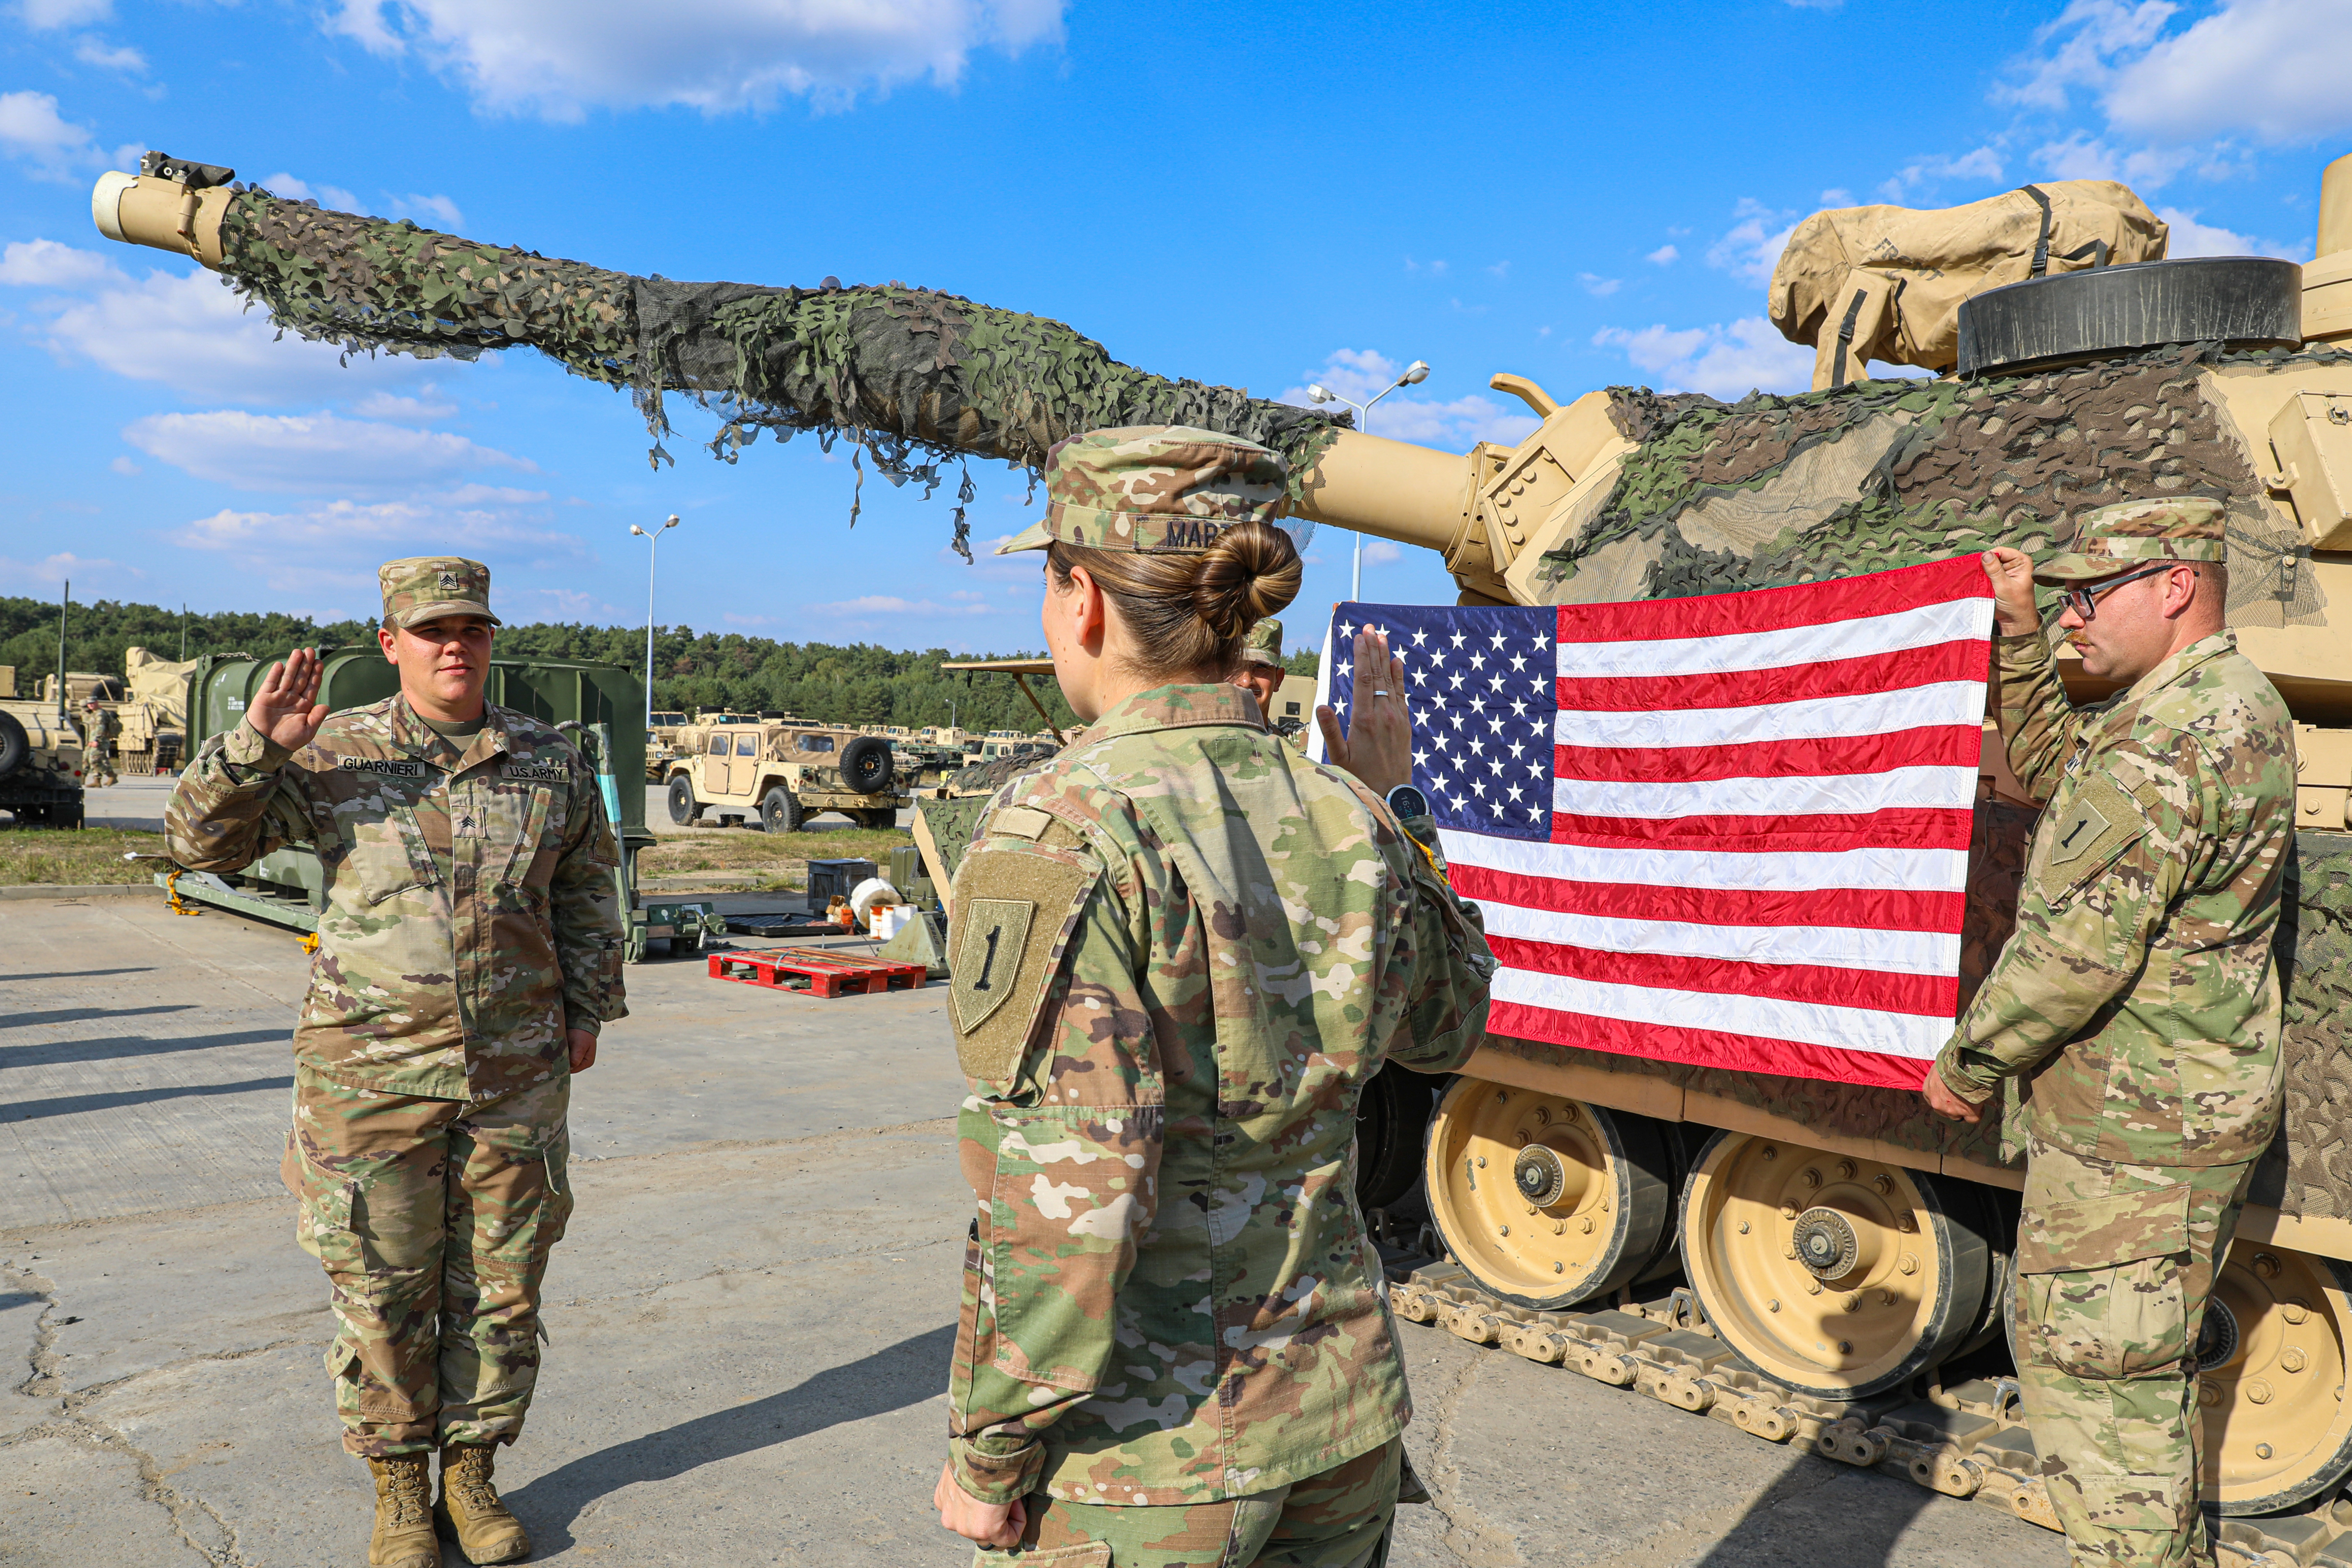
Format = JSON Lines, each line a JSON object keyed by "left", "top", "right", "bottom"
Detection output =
{"left": 1479, "top": 902, "right": 1960, "bottom": 975}
{"left": 1548, "top": 764, "right": 1978, "bottom": 820}
{"left": 1552, "top": 682, "right": 1986, "bottom": 747}
{"left": 1555, "top": 596, "right": 1991, "bottom": 679}
{"left": 1440, "top": 830, "right": 1971, "bottom": 893}
{"left": 1491, "top": 968, "right": 1952, "bottom": 1059}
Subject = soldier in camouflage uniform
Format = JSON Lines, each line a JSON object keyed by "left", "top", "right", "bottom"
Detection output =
{"left": 932, "top": 428, "right": 1496, "bottom": 1567}
{"left": 80, "top": 699, "right": 119, "bottom": 788}
{"left": 1231, "top": 616, "right": 1287, "bottom": 724}
{"left": 1924, "top": 498, "right": 2295, "bottom": 1567}
{"left": 166, "top": 558, "right": 627, "bottom": 1568}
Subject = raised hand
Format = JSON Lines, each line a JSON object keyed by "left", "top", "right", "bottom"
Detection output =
{"left": 247, "top": 646, "right": 330, "bottom": 751}
{"left": 1981, "top": 547, "right": 2040, "bottom": 636}
{"left": 1317, "top": 625, "right": 1412, "bottom": 798}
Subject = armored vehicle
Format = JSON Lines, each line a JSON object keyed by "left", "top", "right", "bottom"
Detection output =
{"left": 92, "top": 147, "right": 2352, "bottom": 1545}
{"left": 663, "top": 718, "right": 904, "bottom": 831}
{"left": 0, "top": 666, "right": 86, "bottom": 827}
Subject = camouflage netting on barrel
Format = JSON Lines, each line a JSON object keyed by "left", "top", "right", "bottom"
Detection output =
{"left": 214, "top": 190, "right": 1346, "bottom": 553}
{"left": 1531, "top": 344, "right": 2340, "bottom": 631}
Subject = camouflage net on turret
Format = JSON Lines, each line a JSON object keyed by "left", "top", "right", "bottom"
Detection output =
{"left": 214, "top": 190, "right": 1347, "bottom": 550}
{"left": 1532, "top": 343, "right": 2337, "bottom": 630}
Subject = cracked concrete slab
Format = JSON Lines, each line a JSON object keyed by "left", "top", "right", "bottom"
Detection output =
{"left": 2, "top": 897, "right": 2072, "bottom": 1566}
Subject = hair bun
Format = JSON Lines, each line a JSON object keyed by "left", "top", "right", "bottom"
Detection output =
{"left": 1190, "top": 521, "right": 1303, "bottom": 639}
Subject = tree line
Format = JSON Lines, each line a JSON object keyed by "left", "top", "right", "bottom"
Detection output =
{"left": 0, "top": 595, "right": 1320, "bottom": 735}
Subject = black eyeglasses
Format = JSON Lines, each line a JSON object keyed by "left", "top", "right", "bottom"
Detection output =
{"left": 2059, "top": 562, "right": 2190, "bottom": 621}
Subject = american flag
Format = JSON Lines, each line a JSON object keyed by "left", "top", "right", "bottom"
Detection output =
{"left": 1310, "top": 557, "right": 1994, "bottom": 1090}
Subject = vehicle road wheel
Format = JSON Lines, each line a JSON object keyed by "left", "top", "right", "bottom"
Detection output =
{"left": 1354, "top": 1065, "right": 1434, "bottom": 1212}
{"left": 666, "top": 775, "right": 700, "bottom": 826}
{"left": 0, "top": 711, "right": 29, "bottom": 779}
{"left": 1680, "top": 1131, "right": 1989, "bottom": 1399}
{"left": 2004, "top": 1241, "right": 2352, "bottom": 1514}
{"left": 1425, "top": 1077, "right": 1676, "bottom": 1311}
{"left": 841, "top": 736, "right": 894, "bottom": 793}
{"left": 761, "top": 788, "right": 803, "bottom": 836}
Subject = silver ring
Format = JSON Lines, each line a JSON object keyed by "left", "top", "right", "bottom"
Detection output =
{"left": 1372, "top": 689, "right": 1390, "bottom": 696}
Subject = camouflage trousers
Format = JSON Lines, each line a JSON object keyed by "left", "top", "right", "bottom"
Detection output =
{"left": 978, "top": 1439, "right": 1399, "bottom": 1568}
{"left": 85, "top": 744, "right": 116, "bottom": 788}
{"left": 2014, "top": 1134, "right": 2253, "bottom": 1568}
{"left": 282, "top": 1064, "right": 573, "bottom": 1457}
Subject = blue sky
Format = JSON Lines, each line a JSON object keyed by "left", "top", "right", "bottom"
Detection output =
{"left": 3, "top": 0, "right": 2346, "bottom": 653}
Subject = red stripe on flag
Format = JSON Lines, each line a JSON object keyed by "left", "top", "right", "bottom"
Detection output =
{"left": 1553, "top": 724, "right": 1981, "bottom": 783}
{"left": 1554, "top": 640, "right": 1989, "bottom": 713}
{"left": 1545, "top": 806, "right": 1974, "bottom": 850}
{"left": 1486, "top": 935, "right": 1960, "bottom": 1018}
{"left": 1554, "top": 556, "right": 1990, "bottom": 645}
{"left": 1448, "top": 864, "right": 1967, "bottom": 934}
{"left": 1486, "top": 1006, "right": 1934, "bottom": 1091}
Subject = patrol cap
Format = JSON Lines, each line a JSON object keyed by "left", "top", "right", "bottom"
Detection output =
{"left": 1240, "top": 617, "right": 1285, "bottom": 669}
{"left": 994, "top": 425, "right": 1313, "bottom": 556}
{"left": 2034, "top": 497, "right": 2227, "bottom": 584}
{"left": 379, "top": 556, "right": 501, "bottom": 629}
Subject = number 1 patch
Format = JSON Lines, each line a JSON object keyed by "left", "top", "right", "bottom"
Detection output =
{"left": 947, "top": 845, "right": 1100, "bottom": 1088}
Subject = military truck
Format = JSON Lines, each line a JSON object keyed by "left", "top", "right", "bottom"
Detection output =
{"left": 0, "top": 666, "right": 86, "bottom": 827}
{"left": 90, "top": 146, "right": 2352, "bottom": 1547}
{"left": 663, "top": 717, "right": 904, "bottom": 831}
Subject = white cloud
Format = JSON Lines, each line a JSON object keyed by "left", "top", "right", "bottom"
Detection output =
{"left": 15, "top": 0, "right": 111, "bottom": 27}
{"left": 1577, "top": 272, "right": 1620, "bottom": 297}
{"left": 1876, "top": 145, "right": 2006, "bottom": 202}
{"left": 1645, "top": 244, "right": 1678, "bottom": 266}
{"left": 2156, "top": 206, "right": 2309, "bottom": 261}
{"left": 1279, "top": 349, "right": 1540, "bottom": 453}
{"left": 392, "top": 192, "right": 465, "bottom": 230}
{"left": 1486, "top": 260, "right": 1511, "bottom": 280}
{"left": 324, "top": 0, "right": 1068, "bottom": 120}
{"left": 1706, "top": 200, "right": 1800, "bottom": 289}
{"left": 0, "top": 238, "right": 126, "bottom": 288}
{"left": 808, "top": 594, "right": 991, "bottom": 616}
{"left": 1592, "top": 318, "right": 1816, "bottom": 402}
{"left": 352, "top": 388, "right": 459, "bottom": 421}
{"left": 259, "top": 173, "right": 363, "bottom": 214}
{"left": 2008, "top": 0, "right": 2352, "bottom": 145}
{"left": 73, "top": 38, "right": 145, "bottom": 73}
{"left": 0, "top": 90, "right": 104, "bottom": 180}
{"left": 108, "top": 454, "right": 138, "bottom": 475}
{"left": 27, "top": 264, "right": 433, "bottom": 402}
{"left": 1361, "top": 540, "right": 1401, "bottom": 565}
{"left": 2032, "top": 131, "right": 2192, "bottom": 189}
{"left": 126, "top": 410, "right": 534, "bottom": 492}
{"left": 1819, "top": 188, "right": 1852, "bottom": 205}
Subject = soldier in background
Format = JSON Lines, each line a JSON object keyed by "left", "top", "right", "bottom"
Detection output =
{"left": 1231, "top": 616, "right": 1287, "bottom": 725}
{"left": 167, "top": 558, "right": 626, "bottom": 1568}
{"left": 932, "top": 428, "right": 1494, "bottom": 1566}
{"left": 80, "top": 698, "right": 119, "bottom": 788}
{"left": 1923, "top": 499, "right": 2294, "bottom": 1567}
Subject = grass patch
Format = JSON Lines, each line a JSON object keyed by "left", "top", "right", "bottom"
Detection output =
{"left": 0, "top": 826, "right": 168, "bottom": 886}
{"left": 636, "top": 822, "right": 913, "bottom": 891}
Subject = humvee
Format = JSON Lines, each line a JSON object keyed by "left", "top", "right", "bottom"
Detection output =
{"left": 0, "top": 666, "right": 86, "bottom": 827}
{"left": 664, "top": 719, "right": 906, "bottom": 831}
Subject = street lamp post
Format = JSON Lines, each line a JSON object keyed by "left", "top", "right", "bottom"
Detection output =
{"left": 1307, "top": 359, "right": 1429, "bottom": 600}
{"left": 628, "top": 514, "right": 680, "bottom": 732}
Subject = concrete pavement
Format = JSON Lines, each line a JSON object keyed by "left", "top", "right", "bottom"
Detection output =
{"left": 0, "top": 894, "right": 2061, "bottom": 1567}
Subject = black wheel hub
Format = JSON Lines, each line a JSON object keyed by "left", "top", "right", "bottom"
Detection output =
{"left": 2197, "top": 1299, "right": 2241, "bottom": 1372}
{"left": 1792, "top": 1207, "right": 1861, "bottom": 1280}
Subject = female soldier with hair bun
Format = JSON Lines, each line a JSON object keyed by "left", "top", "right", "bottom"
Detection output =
{"left": 931, "top": 426, "right": 1496, "bottom": 1567}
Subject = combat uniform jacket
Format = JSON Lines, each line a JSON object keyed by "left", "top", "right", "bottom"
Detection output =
{"left": 166, "top": 695, "right": 627, "bottom": 1101}
{"left": 944, "top": 684, "right": 1495, "bottom": 1508}
{"left": 1933, "top": 630, "right": 2294, "bottom": 1167}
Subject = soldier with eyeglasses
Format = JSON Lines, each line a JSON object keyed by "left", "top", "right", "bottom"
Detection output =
{"left": 1921, "top": 497, "right": 2295, "bottom": 1568}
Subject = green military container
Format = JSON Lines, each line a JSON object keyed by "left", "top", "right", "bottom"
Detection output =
{"left": 170, "top": 647, "right": 649, "bottom": 932}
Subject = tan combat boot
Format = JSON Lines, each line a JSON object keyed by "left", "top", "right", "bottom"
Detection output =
{"left": 435, "top": 1442, "right": 533, "bottom": 1564}
{"left": 364, "top": 1453, "right": 439, "bottom": 1568}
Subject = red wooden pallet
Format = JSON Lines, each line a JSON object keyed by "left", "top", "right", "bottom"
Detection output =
{"left": 707, "top": 945, "right": 930, "bottom": 998}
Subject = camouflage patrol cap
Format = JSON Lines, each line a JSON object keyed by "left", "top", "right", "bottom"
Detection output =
{"left": 2034, "top": 497, "right": 2228, "bottom": 584}
{"left": 1240, "top": 617, "right": 1285, "bottom": 668}
{"left": 994, "top": 426, "right": 1313, "bottom": 556}
{"left": 379, "top": 556, "right": 501, "bottom": 629}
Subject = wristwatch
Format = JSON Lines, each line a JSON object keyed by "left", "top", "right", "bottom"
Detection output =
{"left": 1385, "top": 783, "right": 1431, "bottom": 822}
